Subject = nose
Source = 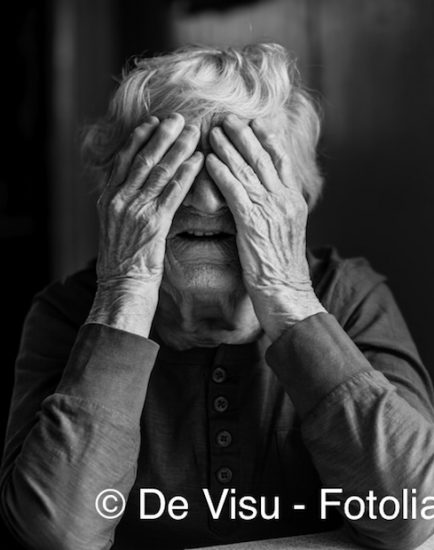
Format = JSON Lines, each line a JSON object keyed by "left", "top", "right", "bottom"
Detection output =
{"left": 182, "top": 166, "right": 227, "bottom": 214}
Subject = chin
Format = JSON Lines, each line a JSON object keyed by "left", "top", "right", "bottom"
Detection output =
{"left": 162, "top": 261, "right": 244, "bottom": 296}
{"left": 157, "top": 251, "right": 261, "bottom": 349}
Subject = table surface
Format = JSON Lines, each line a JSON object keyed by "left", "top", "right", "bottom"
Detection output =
{"left": 193, "top": 528, "right": 434, "bottom": 549}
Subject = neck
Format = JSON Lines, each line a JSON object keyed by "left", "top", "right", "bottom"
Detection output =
{"left": 154, "top": 286, "right": 262, "bottom": 350}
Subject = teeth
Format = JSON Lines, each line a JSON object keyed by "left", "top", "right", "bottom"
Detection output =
{"left": 186, "top": 231, "right": 219, "bottom": 236}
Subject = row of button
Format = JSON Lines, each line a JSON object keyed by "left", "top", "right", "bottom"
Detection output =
{"left": 211, "top": 366, "right": 233, "bottom": 484}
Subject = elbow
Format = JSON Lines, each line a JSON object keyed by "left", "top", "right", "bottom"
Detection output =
{"left": 1, "top": 502, "right": 103, "bottom": 550}
{"left": 0, "top": 486, "right": 62, "bottom": 550}
{"left": 0, "top": 475, "right": 108, "bottom": 550}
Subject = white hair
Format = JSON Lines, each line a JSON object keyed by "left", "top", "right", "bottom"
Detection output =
{"left": 82, "top": 43, "right": 324, "bottom": 208}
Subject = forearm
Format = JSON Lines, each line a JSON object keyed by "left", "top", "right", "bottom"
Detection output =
{"left": 1, "top": 395, "right": 138, "bottom": 550}
{"left": 266, "top": 313, "right": 434, "bottom": 549}
{"left": 302, "top": 370, "right": 434, "bottom": 550}
{"left": 0, "top": 324, "right": 159, "bottom": 550}
{"left": 266, "top": 312, "right": 370, "bottom": 417}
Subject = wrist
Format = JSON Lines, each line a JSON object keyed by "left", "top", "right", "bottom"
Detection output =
{"left": 87, "top": 280, "right": 160, "bottom": 338}
{"left": 252, "top": 287, "right": 326, "bottom": 342}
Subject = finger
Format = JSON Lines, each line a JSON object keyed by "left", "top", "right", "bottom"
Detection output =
{"left": 100, "top": 117, "right": 159, "bottom": 208}
{"left": 222, "top": 115, "right": 281, "bottom": 191}
{"left": 209, "top": 127, "right": 263, "bottom": 195}
{"left": 127, "top": 113, "right": 185, "bottom": 191}
{"left": 111, "top": 116, "right": 160, "bottom": 187}
{"left": 205, "top": 153, "right": 252, "bottom": 221}
{"left": 144, "top": 124, "right": 200, "bottom": 198}
{"left": 159, "top": 152, "right": 204, "bottom": 213}
{"left": 250, "top": 118, "right": 293, "bottom": 185}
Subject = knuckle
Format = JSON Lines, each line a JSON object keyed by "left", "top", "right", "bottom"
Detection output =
{"left": 168, "top": 139, "right": 187, "bottom": 156}
{"left": 177, "top": 161, "right": 195, "bottom": 180}
{"left": 253, "top": 152, "right": 270, "bottom": 172}
{"left": 132, "top": 126, "right": 148, "bottom": 141}
{"left": 239, "top": 162, "right": 256, "bottom": 180}
{"left": 106, "top": 194, "right": 125, "bottom": 216}
{"left": 170, "top": 178, "right": 184, "bottom": 193}
{"left": 134, "top": 151, "right": 154, "bottom": 170}
{"left": 150, "top": 163, "right": 171, "bottom": 181}
{"left": 262, "top": 130, "right": 280, "bottom": 147}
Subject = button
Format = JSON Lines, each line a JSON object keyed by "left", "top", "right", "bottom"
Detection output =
{"left": 212, "top": 367, "right": 227, "bottom": 384}
{"left": 216, "top": 430, "right": 232, "bottom": 448}
{"left": 216, "top": 467, "right": 233, "bottom": 484}
{"left": 213, "top": 396, "right": 229, "bottom": 413}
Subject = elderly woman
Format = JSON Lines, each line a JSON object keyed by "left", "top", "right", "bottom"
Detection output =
{"left": 1, "top": 43, "right": 434, "bottom": 550}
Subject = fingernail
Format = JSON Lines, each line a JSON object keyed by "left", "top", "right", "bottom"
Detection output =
{"left": 148, "top": 115, "right": 159, "bottom": 125}
{"left": 167, "top": 113, "right": 183, "bottom": 122}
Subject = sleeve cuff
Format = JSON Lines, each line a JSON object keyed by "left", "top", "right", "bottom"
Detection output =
{"left": 56, "top": 323, "right": 160, "bottom": 422}
{"left": 265, "top": 312, "right": 373, "bottom": 419}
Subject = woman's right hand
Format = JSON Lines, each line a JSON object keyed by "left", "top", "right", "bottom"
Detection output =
{"left": 87, "top": 113, "right": 204, "bottom": 337}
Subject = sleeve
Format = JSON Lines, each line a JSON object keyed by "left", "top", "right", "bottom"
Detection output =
{"left": 0, "top": 292, "right": 159, "bottom": 550}
{"left": 265, "top": 274, "right": 434, "bottom": 550}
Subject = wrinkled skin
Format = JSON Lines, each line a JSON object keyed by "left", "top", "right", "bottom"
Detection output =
{"left": 96, "top": 114, "right": 203, "bottom": 286}
{"left": 205, "top": 115, "right": 324, "bottom": 340}
{"left": 88, "top": 111, "right": 324, "bottom": 346}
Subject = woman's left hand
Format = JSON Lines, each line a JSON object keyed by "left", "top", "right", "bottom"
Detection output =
{"left": 206, "top": 114, "right": 325, "bottom": 341}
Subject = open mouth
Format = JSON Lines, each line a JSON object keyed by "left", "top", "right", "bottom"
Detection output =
{"left": 167, "top": 229, "right": 238, "bottom": 263}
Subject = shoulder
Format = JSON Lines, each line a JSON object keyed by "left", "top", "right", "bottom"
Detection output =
{"left": 9, "top": 261, "right": 98, "bottom": 402}
{"left": 31, "top": 259, "right": 97, "bottom": 330}
{"left": 308, "top": 246, "right": 387, "bottom": 326}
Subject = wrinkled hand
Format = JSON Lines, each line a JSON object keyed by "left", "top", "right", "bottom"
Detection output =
{"left": 206, "top": 115, "right": 325, "bottom": 341}
{"left": 88, "top": 113, "right": 204, "bottom": 336}
{"left": 97, "top": 113, "right": 203, "bottom": 285}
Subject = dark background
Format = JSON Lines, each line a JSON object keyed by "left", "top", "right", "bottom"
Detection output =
{"left": 2, "top": 0, "right": 434, "bottom": 547}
